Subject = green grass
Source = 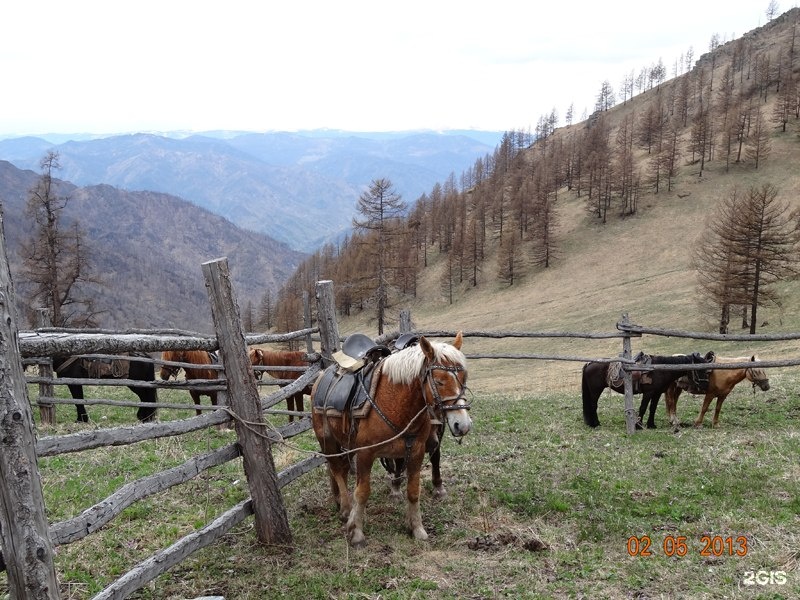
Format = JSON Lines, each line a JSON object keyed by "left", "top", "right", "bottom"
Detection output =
{"left": 3, "top": 374, "right": 799, "bottom": 599}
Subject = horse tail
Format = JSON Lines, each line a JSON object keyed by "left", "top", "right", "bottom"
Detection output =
{"left": 582, "top": 363, "right": 601, "bottom": 428}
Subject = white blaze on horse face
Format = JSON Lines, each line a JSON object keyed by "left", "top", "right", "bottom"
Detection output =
{"left": 445, "top": 398, "right": 472, "bottom": 437}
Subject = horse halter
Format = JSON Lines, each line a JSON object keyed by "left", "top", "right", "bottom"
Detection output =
{"left": 161, "top": 364, "right": 180, "bottom": 379}
{"left": 422, "top": 363, "right": 470, "bottom": 416}
{"left": 746, "top": 367, "right": 769, "bottom": 391}
{"left": 160, "top": 352, "right": 184, "bottom": 380}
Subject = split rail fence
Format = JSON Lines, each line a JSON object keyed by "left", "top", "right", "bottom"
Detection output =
{"left": 4, "top": 264, "right": 800, "bottom": 597}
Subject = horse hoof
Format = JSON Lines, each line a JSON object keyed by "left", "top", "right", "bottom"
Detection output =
{"left": 411, "top": 527, "right": 428, "bottom": 541}
{"left": 432, "top": 486, "right": 447, "bottom": 499}
{"left": 349, "top": 529, "right": 366, "bottom": 547}
{"left": 388, "top": 488, "right": 403, "bottom": 501}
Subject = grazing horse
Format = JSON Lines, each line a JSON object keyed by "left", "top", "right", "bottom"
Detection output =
{"left": 53, "top": 353, "right": 158, "bottom": 423}
{"left": 248, "top": 348, "right": 311, "bottom": 421}
{"left": 159, "top": 350, "right": 219, "bottom": 415}
{"left": 582, "top": 353, "right": 712, "bottom": 429}
{"left": 311, "top": 332, "right": 471, "bottom": 547}
{"left": 665, "top": 355, "right": 770, "bottom": 428}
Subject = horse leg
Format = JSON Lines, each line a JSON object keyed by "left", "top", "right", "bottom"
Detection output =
{"left": 69, "top": 384, "right": 89, "bottom": 423}
{"left": 646, "top": 393, "right": 660, "bottom": 429}
{"left": 694, "top": 392, "right": 715, "bottom": 428}
{"left": 712, "top": 394, "right": 729, "bottom": 428}
{"left": 429, "top": 425, "right": 445, "bottom": 498}
{"left": 347, "top": 452, "right": 375, "bottom": 547}
{"left": 326, "top": 454, "right": 352, "bottom": 521}
{"left": 190, "top": 390, "right": 203, "bottom": 416}
{"left": 581, "top": 365, "right": 604, "bottom": 428}
{"left": 133, "top": 386, "right": 157, "bottom": 422}
{"left": 666, "top": 384, "right": 682, "bottom": 429}
{"left": 312, "top": 412, "right": 352, "bottom": 519}
{"left": 383, "top": 458, "right": 405, "bottom": 500}
{"left": 636, "top": 395, "right": 650, "bottom": 430}
{"left": 404, "top": 446, "right": 428, "bottom": 541}
{"left": 287, "top": 391, "right": 302, "bottom": 423}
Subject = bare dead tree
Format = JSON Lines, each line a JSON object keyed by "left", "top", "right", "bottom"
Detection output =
{"left": 19, "top": 151, "right": 102, "bottom": 327}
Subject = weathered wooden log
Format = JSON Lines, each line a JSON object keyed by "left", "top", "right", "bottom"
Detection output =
{"left": 89, "top": 455, "right": 324, "bottom": 600}
{"left": 50, "top": 444, "right": 241, "bottom": 545}
{"left": 202, "top": 258, "right": 292, "bottom": 547}
{"left": 0, "top": 213, "right": 60, "bottom": 598}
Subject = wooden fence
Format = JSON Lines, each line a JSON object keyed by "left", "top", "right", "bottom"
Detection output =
{"left": 0, "top": 252, "right": 342, "bottom": 599}
{"left": 4, "top": 262, "right": 800, "bottom": 597}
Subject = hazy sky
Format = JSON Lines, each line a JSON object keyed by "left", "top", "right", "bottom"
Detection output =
{"left": 0, "top": 1, "right": 781, "bottom": 137}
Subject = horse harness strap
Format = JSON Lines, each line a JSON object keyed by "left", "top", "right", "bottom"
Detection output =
{"left": 421, "top": 363, "right": 470, "bottom": 416}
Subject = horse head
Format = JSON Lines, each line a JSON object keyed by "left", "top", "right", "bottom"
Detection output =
{"left": 419, "top": 331, "right": 472, "bottom": 439}
{"left": 248, "top": 348, "right": 265, "bottom": 379}
{"left": 746, "top": 355, "right": 770, "bottom": 392}
{"left": 159, "top": 350, "right": 183, "bottom": 381}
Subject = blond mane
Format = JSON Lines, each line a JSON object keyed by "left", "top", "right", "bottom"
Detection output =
{"left": 381, "top": 341, "right": 467, "bottom": 385}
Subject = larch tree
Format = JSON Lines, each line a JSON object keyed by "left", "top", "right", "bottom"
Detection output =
{"left": 694, "top": 184, "right": 800, "bottom": 334}
{"left": 19, "top": 151, "right": 101, "bottom": 327}
{"left": 745, "top": 106, "right": 771, "bottom": 169}
{"left": 352, "top": 178, "right": 407, "bottom": 335}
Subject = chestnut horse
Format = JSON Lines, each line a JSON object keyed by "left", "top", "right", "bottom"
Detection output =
{"left": 311, "top": 332, "right": 471, "bottom": 547}
{"left": 665, "top": 355, "right": 770, "bottom": 428}
{"left": 159, "top": 350, "right": 219, "bottom": 415}
{"left": 248, "top": 348, "right": 311, "bottom": 421}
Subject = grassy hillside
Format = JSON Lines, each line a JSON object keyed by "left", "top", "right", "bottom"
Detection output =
{"left": 331, "top": 9, "right": 800, "bottom": 396}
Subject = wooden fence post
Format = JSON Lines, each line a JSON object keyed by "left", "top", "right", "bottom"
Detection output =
{"left": 35, "top": 308, "right": 56, "bottom": 426}
{"left": 620, "top": 313, "right": 638, "bottom": 434}
{"left": 314, "top": 280, "right": 340, "bottom": 360}
{"left": 303, "top": 290, "right": 313, "bottom": 354}
{"left": 0, "top": 213, "right": 60, "bottom": 598}
{"left": 202, "top": 258, "right": 292, "bottom": 548}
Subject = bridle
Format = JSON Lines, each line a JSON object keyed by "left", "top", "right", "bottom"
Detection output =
{"left": 160, "top": 351, "right": 185, "bottom": 380}
{"left": 421, "top": 363, "right": 470, "bottom": 417}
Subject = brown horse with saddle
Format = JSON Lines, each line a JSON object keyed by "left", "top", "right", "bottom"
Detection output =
{"left": 311, "top": 331, "right": 472, "bottom": 547}
{"left": 665, "top": 355, "right": 770, "bottom": 428}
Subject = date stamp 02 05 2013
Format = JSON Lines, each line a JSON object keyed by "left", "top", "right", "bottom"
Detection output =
{"left": 626, "top": 535, "right": 788, "bottom": 586}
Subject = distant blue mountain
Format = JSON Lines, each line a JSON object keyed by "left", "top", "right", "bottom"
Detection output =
{"left": 0, "top": 129, "right": 500, "bottom": 251}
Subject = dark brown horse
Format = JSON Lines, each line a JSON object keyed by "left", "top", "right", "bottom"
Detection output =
{"left": 582, "top": 353, "right": 712, "bottom": 429}
{"left": 159, "top": 350, "right": 219, "bottom": 416}
{"left": 248, "top": 348, "right": 311, "bottom": 422}
{"left": 311, "top": 332, "right": 471, "bottom": 547}
{"left": 53, "top": 353, "right": 158, "bottom": 423}
{"left": 665, "top": 355, "right": 770, "bottom": 428}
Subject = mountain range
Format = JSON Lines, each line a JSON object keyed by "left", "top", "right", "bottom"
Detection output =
{"left": 0, "top": 130, "right": 500, "bottom": 251}
{"left": 0, "top": 130, "right": 499, "bottom": 331}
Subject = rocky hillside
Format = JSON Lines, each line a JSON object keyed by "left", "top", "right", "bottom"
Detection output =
{"left": 0, "top": 160, "right": 304, "bottom": 332}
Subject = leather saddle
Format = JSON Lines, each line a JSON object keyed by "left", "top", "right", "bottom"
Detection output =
{"left": 677, "top": 350, "right": 716, "bottom": 393}
{"left": 313, "top": 334, "right": 391, "bottom": 416}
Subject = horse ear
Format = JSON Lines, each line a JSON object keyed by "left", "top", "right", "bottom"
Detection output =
{"left": 419, "top": 336, "right": 435, "bottom": 361}
{"left": 751, "top": 355, "right": 756, "bottom": 362}
{"left": 453, "top": 331, "right": 463, "bottom": 350}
